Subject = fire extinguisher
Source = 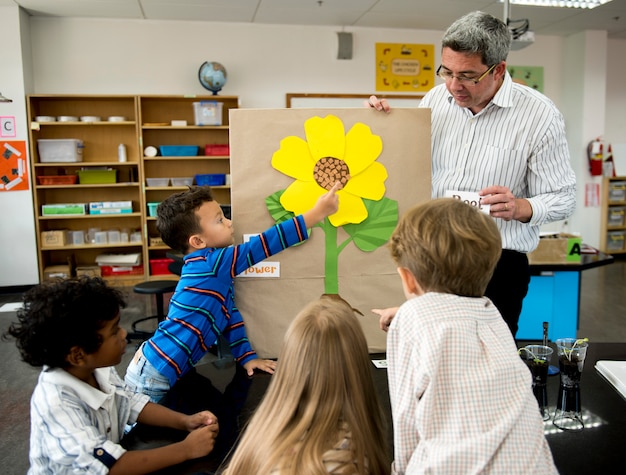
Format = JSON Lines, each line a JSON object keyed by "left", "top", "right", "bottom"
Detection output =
{"left": 587, "top": 138, "right": 604, "bottom": 176}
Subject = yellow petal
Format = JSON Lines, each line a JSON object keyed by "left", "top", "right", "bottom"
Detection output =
{"left": 304, "top": 116, "right": 346, "bottom": 161}
{"left": 272, "top": 136, "right": 316, "bottom": 181}
{"left": 329, "top": 191, "right": 368, "bottom": 226}
{"left": 280, "top": 180, "right": 325, "bottom": 216}
{"left": 343, "top": 123, "right": 383, "bottom": 176}
{"left": 344, "top": 161, "right": 388, "bottom": 200}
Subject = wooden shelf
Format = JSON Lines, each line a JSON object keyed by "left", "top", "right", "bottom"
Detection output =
{"left": 139, "top": 95, "right": 237, "bottom": 279}
{"left": 28, "top": 94, "right": 238, "bottom": 283}
{"left": 600, "top": 176, "right": 626, "bottom": 254}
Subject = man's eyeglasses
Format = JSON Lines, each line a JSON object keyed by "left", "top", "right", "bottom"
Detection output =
{"left": 436, "top": 64, "right": 497, "bottom": 86}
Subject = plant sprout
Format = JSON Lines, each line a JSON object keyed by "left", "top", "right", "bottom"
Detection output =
{"left": 561, "top": 338, "right": 589, "bottom": 362}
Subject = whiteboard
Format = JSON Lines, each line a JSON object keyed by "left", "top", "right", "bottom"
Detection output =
{"left": 286, "top": 93, "right": 423, "bottom": 109}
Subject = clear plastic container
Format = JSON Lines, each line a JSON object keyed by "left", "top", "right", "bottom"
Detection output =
{"left": 146, "top": 177, "right": 170, "bottom": 187}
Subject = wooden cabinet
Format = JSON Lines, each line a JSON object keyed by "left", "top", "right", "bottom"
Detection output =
{"left": 27, "top": 95, "right": 143, "bottom": 284}
{"left": 600, "top": 176, "right": 626, "bottom": 254}
{"left": 27, "top": 94, "right": 238, "bottom": 284}
{"left": 138, "top": 95, "right": 238, "bottom": 278}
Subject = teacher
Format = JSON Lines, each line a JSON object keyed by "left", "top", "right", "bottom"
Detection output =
{"left": 369, "top": 11, "right": 576, "bottom": 337}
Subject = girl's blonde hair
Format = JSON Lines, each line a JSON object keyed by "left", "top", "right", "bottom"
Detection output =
{"left": 221, "top": 296, "right": 390, "bottom": 475}
{"left": 390, "top": 198, "right": 502, "bottom": 297}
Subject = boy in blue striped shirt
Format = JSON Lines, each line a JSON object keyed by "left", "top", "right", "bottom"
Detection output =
{"left": 125, "top": 184, "right": 340, "bottom": 402}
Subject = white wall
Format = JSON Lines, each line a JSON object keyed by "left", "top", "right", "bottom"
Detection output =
{"left": 606, "top": 39, "right": 626, "bottom": 145}
{"left": 2, "top": 13, "right": 625, "bottom": 288}
{"left": 0, "top": 6, "right": 39, "bottom": 287}
{"left": 28, "top": 18, "right": 567, "bottom": 108}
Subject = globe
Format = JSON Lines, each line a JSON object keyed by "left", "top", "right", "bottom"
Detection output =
{"left": 198, "top": 61, "right": 228, "bottom": 95}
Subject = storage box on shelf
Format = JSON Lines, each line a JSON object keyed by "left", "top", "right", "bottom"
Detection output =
{"left": 37, "top": 175, "right": 78, "bottom": 186}
{"left": 139, "top": 95, "right": 238, "bottom": 277}
{"left": 196, "top": 173, "right": 226, "bottom": 186}
{"left": 37, "top": 139, "right": 84, "bottom": 163}
{"left": 28, "top": 95, "right": 144, "bottom": 283}
{"left": 150, "top": 258, "right": 176, "bottom": 275}
{"left": 193, "top": 101, "right": 223, "bottom": 126}
{"left": 77, "top": 169, "right": 117, "bottom": 184}
{"left": 600, "top": 176, "right": 626, "bottom": 254}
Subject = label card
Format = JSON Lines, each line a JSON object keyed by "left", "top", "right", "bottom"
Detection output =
{"left": 445, "top": 190, "right": 490, "bottom": 215}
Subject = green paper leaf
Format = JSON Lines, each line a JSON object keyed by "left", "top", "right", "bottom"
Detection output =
{"left": 266, "top": 190, "right": 309, "bottom": 247}
{"left": 343, "top": 197, "right": 398, "bottom": 252}
{"left": 265, "top": 190, "right": 295, "bottom": 224}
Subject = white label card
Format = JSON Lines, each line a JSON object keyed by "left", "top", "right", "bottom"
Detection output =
{"left": 238, "top": 233, "right": 281, "bottom": 278}
{"left": 444, "top": 190, "right": 490, "bottom": 215}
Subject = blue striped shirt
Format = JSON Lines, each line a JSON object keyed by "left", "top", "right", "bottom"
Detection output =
{"left": 420, "top": 72, "right": 576, "bottom": 252}
{"left": 143, "top": 215, "right": 309, "bottom": 386}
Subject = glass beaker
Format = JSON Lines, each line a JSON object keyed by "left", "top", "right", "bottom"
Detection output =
{"left": 520, "top": 344, "right": 553, "bottom": 421}
{"left": 553, "top": 338, "right": 588, "bottom": 431}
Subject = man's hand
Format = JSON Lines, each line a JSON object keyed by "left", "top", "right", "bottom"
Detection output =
{"left": 479, "top": 185, "right": 532, "bottom": 223}
{"left": 364, "top": 95, "right": 391, "bottom": 113}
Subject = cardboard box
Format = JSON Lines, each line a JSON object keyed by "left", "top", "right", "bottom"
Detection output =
{"left": 76, "top": 266, "right": 102, "bottom": 277}
{"left": 89, "top": 208, "right": 133, "bottom": 215}
{"left": 42, "top": 203, "right": 87, "bottom": 216}
{"left": 43, "top": 265, "right": 71, "bottom": 280}
{"left": 528, "top": 233, "right": 582, "bottom": 265}
{"left": 99, "top": 264, "right": 144, "bottom": 276}
{"left": 41, "top": 230, "right": 67, "bottom": 247}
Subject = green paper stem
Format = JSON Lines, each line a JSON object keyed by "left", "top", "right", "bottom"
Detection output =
{"left": 323, "top": 218, "right": 339, "bottom": 295}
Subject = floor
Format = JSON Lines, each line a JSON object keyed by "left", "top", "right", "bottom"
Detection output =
{"left": 1, "top": 258, "right": 625, "bottom": 474}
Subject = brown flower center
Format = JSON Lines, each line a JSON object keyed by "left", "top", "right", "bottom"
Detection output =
{"left": 313, "top": 157, "right": 350, "bottom": 191}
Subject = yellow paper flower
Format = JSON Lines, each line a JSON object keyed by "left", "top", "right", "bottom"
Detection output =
{"left": 272, "top": 115, "right": 387, "bottom": 226}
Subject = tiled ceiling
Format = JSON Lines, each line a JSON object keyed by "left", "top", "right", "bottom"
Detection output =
{"left": 1, "top": 0, "right": 625, "bottom": 39}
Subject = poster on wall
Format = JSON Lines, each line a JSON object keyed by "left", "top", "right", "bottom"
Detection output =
{"left": 375, "top": 43, "right": 435, "bottom": 93}
{"left": 229, "top": 108, "right": 431, "bottom": 357}
{"left": 507, "top": 65, "right": 544, "bottom": 92}
{"left": 0, "top": 141, "right": 29, "bottom": 192}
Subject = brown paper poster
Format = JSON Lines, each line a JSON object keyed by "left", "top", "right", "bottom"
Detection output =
{"left": 229, "top": 108, "right": 431, "bottom": 357}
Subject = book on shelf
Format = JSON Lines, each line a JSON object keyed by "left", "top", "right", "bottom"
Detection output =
{"left": 595, "top": 360, "right": 626, "bottom": 401}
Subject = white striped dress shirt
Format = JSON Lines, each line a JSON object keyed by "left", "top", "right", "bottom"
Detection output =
{"left": 387, "top": 293, "right": 558, "bottom": 474}
{"left": 420, "top": 72, "right": 576, "bottom": 252}
{"left": 28, "top": 366, "right": 149, "bottom": 474}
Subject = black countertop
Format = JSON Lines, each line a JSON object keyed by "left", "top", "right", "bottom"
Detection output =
{"left": 123, "top": 342, "right": 626, "bottom": 474}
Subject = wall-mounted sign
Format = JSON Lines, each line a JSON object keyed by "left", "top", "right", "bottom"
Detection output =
{"left": 507, "top": 65, "right": 544, "bottom": 93}
{"left": 1, "top": 116, "right": 16, "bottom": 138}
{"left": 0, "top": 141, "right": 29, "bottom": 192}
{"left": 375, "top": 43, "right": 435, "bottom": 93}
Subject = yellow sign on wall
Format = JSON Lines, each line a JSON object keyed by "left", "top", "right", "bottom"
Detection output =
{"left": 375, "top": 43, "right": 435, "bottom": 93}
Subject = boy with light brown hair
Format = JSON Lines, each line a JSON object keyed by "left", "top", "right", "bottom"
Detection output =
{"left": 376, "top": 198, "right": 557, "bottom": 474}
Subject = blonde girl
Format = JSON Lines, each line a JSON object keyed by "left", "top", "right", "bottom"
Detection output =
{"left": 221, "top": 296, "right": 390, "bottom": 475}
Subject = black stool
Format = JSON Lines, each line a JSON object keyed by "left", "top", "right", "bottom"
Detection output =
{"left": 127, "top": 280, "right": 177, "bottom": 341}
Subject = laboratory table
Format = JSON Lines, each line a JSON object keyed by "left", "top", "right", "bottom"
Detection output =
{"left": 123, "top": 342, "right": 626, "bottom": 474}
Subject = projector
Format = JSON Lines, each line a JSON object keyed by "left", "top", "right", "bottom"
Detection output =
{"left": 510, "top": 29, "right": 535, "bottom": 50}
